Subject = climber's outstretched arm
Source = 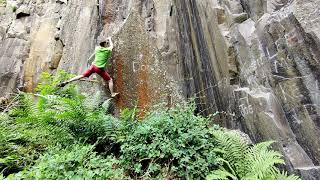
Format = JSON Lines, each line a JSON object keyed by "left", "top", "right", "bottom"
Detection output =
{"left": 88, "top": 52, "right": 95, "bottom": 61}
{"left": 87, "top": 52, "right": 95, "bottom": 66}
{"left": 107, "top": 37, "right": 114, "bottom": 50}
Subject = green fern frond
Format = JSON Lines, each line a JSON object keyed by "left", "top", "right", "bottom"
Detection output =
{"left": 207, "top": 168, "right": 238, "bottom": 180}
{"left": 275, "top": 171, "right": 301, "bottom": 180}
{"left": 208, "top": 130, "right": 298, "bottom": 180}
{"left": 211, "top": 130, "right": 248, "bottom": 176}
{"left": 244, "top": 141, "right": 284, "bottom": 179}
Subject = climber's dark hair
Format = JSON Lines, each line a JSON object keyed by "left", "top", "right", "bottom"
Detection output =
{"left": 99, "top": 41, "right": 107, "bottom": 47}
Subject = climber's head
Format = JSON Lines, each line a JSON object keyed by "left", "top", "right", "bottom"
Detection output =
{"left": 99, "top": 40, "right": 107, "bottom": 47}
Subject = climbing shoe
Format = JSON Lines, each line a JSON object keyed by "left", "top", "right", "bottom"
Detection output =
{"left": 111, "top": 93, "right": 119, "bottom": 98}
{"left": 57, "top": 82, "right": 68, "bottom": 88}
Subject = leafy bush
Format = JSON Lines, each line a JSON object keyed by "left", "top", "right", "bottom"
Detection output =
{"left": 117, "top": 103, "right": 220, "bottom": 179}
{"left": 8, "top": 145, "right": 124, "bottom": 180}
{"left": 207, "top": 130, "right": 301, "bottom": 180}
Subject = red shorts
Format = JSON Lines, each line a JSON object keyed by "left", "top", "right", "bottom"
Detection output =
{"left": 83, "top": 64, "right": 111, "bottom": 81}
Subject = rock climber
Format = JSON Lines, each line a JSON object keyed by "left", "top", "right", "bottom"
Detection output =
{"left": 58, "top": 37, "right": 119, "bottom": 97}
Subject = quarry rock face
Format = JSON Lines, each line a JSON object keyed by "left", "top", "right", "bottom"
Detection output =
{"left": 1, "top": 0, "right": 320, "bottom": 178}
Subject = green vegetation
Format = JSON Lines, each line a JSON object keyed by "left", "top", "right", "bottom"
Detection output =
{"left": 12, "top": 145, "right": 124, "bottom": 179}
{"left": 207, "top": 131, "right": 301, "bottom": 180}
{"left": 117, "top": 103, "right": 219, "bottom": 179}
{"left": 0, "top": 71, "right": 300, "bottom": 179}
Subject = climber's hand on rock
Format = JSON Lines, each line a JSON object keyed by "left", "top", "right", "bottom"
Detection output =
{"left": 107, "top": 37, "right": 114, "bottom": 50}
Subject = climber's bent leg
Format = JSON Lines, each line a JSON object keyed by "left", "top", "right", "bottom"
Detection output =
{"left": 94, "top": 66, "right": 111, "bottom": 82}
{"left": 108, "top": 79, "right": 119, "bottom": 97}
{"left": 94, "top": 66, "right": 119, "bottom": 97}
